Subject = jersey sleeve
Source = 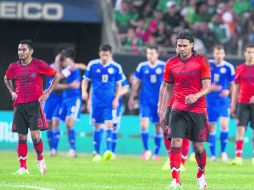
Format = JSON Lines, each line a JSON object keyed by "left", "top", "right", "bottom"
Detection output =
{"left": 134, "top": 64, "right": 142, "bottom": 80}
{"left": 115, "top": 65, "right": 123, "bottom": 82}
{"left": 200, "top": 57, "right": 211, "bottom": 80}
{"left": 5, "top": 64, "right": 16, "bottom": 79}
{"left": 163, "top": 61, "right": 173, "bottom": 83}
{"left": 38, "top": 61, "right": 56, "bottom": 77}
{"left": 227, "top": 64, "right": 235, "bottom": 82}
{"left": 83, "top": 61, "right": 92, "bottom": 80}
{"left": 234, "top": 66, "right": 241, "bottom": 84}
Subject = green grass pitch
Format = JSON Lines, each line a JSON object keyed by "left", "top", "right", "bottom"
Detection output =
{"left": 0, "top": 151, "right": 254, "bottom": 190}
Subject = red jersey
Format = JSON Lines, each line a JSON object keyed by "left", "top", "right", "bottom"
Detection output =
{"left": 164, "top": 55, "right": 211, "bottom": 113}
{"left": 234, "top": 64, "right": 254, "bottom": 103}
{"left": 5, "top": 58, "right": 56, "bottom": 107}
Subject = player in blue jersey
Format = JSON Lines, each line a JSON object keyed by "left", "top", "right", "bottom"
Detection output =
{"left": 112, "top": 74, "right": 129, "bottom": 159}
{"left": 82, "top": 44, "right": 123, "bottom": 161}
{"left": 128, "top": 46, "right": 165, "bottom": 160}
{"left": 44, "top": 53, "right": 63, "bottom": 156}
{"left": 207, "top": 45, "right": 235, "bottom": 162}
{"left": 58, "top": 48, "right": 82, "bottom": 158}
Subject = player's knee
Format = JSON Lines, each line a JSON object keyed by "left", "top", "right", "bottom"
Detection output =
{"left": 32, "top": 137, "right": 41, "bottom": 144}
{"left": 193, "top": 142, "right": 204, "bottom": 153}
{"left": 171, "top": 138, "right": 182, "bottom": 148}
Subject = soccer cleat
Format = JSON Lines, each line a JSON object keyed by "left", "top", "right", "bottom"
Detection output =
{"left": 180, "top": 163, "right": 186, "bottom": 172}
{"left": 92, "top": 154, "right": 102, "bottom": 162}
{"left": 209, "top": 156, "right": 217, "bottom": 162}
{"left": 166, "top": 178, "right": 182, "bottom": 189}
{"left": 111, "top": 154, "right": 117, "bottom": 160}
{"left": 231, "top": 157, "right": 243, "bottom": 166}
{"left": 162, "top": 158, "right": 170, "bottom": 171}
{"left": 49, "top": 149, "right": 57, "bottom": 157}
{"left": 197, "top": 174, "right": 207, "bottom": 189}
{"left": 221, "top": 152, "right": 229, "bottom": 162}
{"left": 13, "top": 167, "right": 29, "bottom": 175}
{"left": 37, "top": 159, "right": 46, "bottom": 175}
{"left": 67, "top": 149, "right": 77, "bottom": 158}
{"left": 141, "top": 150, "right": 152, "bottom": 160}
{"left": 152, "top": 154, "right": 160, "bottom": 161}
{"left": 189, "top": 153, "right": 196, "bottom": 162}
{"left": 103, "top": 150, "right": 113, "bottom": 161}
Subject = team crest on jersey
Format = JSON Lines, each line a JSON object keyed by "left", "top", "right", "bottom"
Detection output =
{"left": 108, "top": 68, "right": 114, "bottom": 74}
{"left": 155, "top": 68, "right": 162, "bottom": 74}
{"left": 220, "top": 67, "right": 226, "bottom": 73}
{"left": 145, "top": 70, "right": 149, "bottom": 74}
{"left": 96, "top": 69, "right": 101, "bottom": 73}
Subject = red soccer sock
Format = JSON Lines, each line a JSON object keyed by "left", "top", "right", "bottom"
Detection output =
{"left": 195, "top": 150, "right": 206, "bottom": 178}
{"left": 235, "top": 140, "right": 244, "bottom": 158}
{"left": 170, "top": 147, "right": 182, "bottom": 183}
{"left": 33, "top": 139, "right": 44, "bottom": 161}
{"left": 181, "top": 138, "right": 190, "bottom": 165}
{"left": 163, "top": 134, "right": 171, "bottom": 157}
{"left": 17, "top": 140, "right": 28, "bottom": 169}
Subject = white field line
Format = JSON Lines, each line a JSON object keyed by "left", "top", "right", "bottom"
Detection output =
{"left": 0, "top": 184, "right": 55, "bottom": 190}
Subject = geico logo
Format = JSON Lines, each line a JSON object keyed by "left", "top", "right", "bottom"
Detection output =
{"left": 0, "top": 1, "right": 63, "bottom": 20}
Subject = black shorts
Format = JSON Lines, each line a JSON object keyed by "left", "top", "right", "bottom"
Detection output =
{"left": 169, "top": 109, "right": 209, "bottom": 142}
{"left": 164, "top": 108, "right": 172, "bottom": 139}
{"left": 12, "top": 101, "right": 48, "bottom": 135}
{"left": 236, "top": 103, "right": 254, "bottom": 129}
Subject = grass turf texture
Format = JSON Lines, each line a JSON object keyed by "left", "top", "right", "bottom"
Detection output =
{"left": 0, "top": 151, "right": 254, "bottom": 190}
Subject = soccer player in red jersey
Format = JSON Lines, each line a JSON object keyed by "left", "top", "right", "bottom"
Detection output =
{"left": 158, "top": 32, "right": 211, "bottom": 189}
{"left": 4, "top": 39, "right": 61, "bottom": 175}
{"left": 231, "top": 44, "right": 254, "bottom": 166}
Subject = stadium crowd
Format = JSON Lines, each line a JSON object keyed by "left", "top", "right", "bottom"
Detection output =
{"left": 113, "top": 0, "right": 254, "bottom": 55}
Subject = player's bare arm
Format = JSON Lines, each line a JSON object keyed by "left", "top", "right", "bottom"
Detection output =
{"left": 157, "top": 81, "right": 173, "bottom": 119}
{"left": 112, "top": 82, "right": 122, "bottom": 108}
{"left": 74, "top": 63, "right": 86, "bottom": 70}
{"left": 185, "top": 79, "right": 211, "bottom": 104}
{"left": 81, "top": 78, "right": 89, "bottom": 101}
{"left": 39, "top": 71, "right": 61, "bottom": 103}
{"left": 55, "top": 81, "right": 80, "bottom": 90}
{"left": 4, "top": 75, "right": 17, "bottom": 100}
{"left": 128, "top": 79, "right": 140, "bottom": 110}
{"left": 230, "top": 83, "right": 239, "bottom": 115}
{"left": 120, "top": 85, "right": 129, "bottom": 97}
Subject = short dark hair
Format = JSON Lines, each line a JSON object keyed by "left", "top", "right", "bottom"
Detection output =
{"left": 147, "top": 46, "right": 158, "bottom": 52}
{"left": 213, "top": 44, "right": 225, "bottom": 51}
{"left": 99, "top": 44, "right": 112, "bottom": 52}
{"left": 176, "top": 31, "right": 194, "bottom": 43}
{"left": 19, "top": 39, "right": 33, "bottom": 49}
{"left": 61, "top": 47, "right": 76, "bottom": 60}
{"left": 244, "top": 43, "right": 254, "bottom": 50}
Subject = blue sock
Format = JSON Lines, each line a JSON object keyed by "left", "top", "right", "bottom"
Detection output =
{"left": 209, "top": 133, "right": 216, "bottom": 157}
{"left": 154, "top": 133, "right": 162, "bottom": 155}
{"left": 112, "top": 131, "right": 118, "bottom": 153}
{"left": 94, "top": 128, "right": 102, "bottom": 154}
{"left": 220, "top": 130, "right": 228, "bottom": 153}
{"left": 52, "top": 128, "right": 60, "bottom": 150}
{"left": 141, "top": 129, "right": 149, "bottom": 151}
{"left": 47, "top": 130, "right": 53, "bottom": 149}
{"left": 68, "top": 129, "right": 76, "bottom": 150}
{"left": 106, "top": 129, "right": 113, "bottom": 151}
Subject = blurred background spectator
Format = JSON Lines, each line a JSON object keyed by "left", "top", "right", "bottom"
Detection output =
{"left": 112, "top": 0, "right": 254, "bottom": 56}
